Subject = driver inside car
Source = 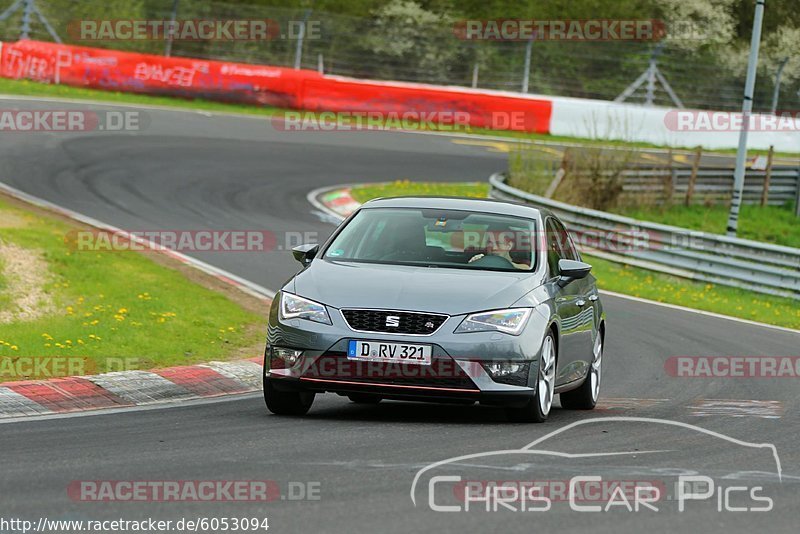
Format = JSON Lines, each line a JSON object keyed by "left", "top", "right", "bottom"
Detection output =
{"left": 468, "top": 229, "right": 530, "bottom": 270}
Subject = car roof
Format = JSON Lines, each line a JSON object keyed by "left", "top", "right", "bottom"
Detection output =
{"left": 361, "top": 196, "right": 546, "bottom": 220}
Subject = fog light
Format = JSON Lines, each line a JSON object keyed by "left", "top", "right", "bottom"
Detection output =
{"left": 481, "top": 361, "right": 530, "bottom": 387}
{"left": 271, "top": 347, "right": 304, "bottom": 368}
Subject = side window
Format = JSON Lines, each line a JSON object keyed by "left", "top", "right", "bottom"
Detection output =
{"left": 545, "top": 219, "right": 563, "bottom": 278}
{"left": 553, "top": 220, "right": 580, "bottom": 262}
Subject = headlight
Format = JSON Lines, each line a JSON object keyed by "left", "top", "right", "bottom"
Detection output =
{"left": 280, "top": 292, "right": 332, "bottom": 325}
{"left": 455, "top": 308, "right": 531, "bottom": 335}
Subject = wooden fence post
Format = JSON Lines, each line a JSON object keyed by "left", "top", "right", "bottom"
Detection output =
{"left": 760, "top": 145, "right": 774, "bottom": 207}
{"left": 685, "top": 145, "right": 702, "bottom": 206}
{"left": 545, "top": 150, "right": 570, "bottom": 199}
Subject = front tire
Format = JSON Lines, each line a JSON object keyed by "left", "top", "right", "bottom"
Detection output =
{"left": 264, "top": 378, "right": 315, "bottom": 415}
{"left": 560, "top": 332, "right": 602, "bottom": 410}
{"left": 506, "top": 333, "right": 556, "bottom": 423}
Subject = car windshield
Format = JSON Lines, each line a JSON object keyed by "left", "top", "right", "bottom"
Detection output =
{"left": 323, "top": 207, "right": 537, "bottom": 272}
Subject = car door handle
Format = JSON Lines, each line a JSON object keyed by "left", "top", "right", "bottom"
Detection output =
{"left": 588, "top": 294, "right": 599, "bottom": 302}
{"left": 576, "top": 299, "right": 587, "bottom": 307}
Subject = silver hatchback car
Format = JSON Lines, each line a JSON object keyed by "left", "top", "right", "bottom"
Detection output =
{"left": 264, "top": 197, "right": 605, "bottom": 422}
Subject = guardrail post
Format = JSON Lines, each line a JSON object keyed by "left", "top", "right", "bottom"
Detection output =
{"left": 662, "top": 148, "right": 674, "bottom": 204}
{"left": 795, "top": 169, "right": 800, "bottom": 217}
{"left": 685, "top": 146, "right": 702, "bottom": 206}
{"left": 761, "top": 145, "right": 774, "bottom": 206}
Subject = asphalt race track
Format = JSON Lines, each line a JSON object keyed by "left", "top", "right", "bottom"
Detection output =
{"left": 0, "top": 99, "right": 798, "bottom": 533}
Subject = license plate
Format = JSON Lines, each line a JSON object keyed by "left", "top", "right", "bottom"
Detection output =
{"left": 347, "top": 340, "right": 432, "bottom": 365}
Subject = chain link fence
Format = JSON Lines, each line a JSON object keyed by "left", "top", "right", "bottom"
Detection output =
{"left": 1, "top": 0, "right": 798, "bottom": 113}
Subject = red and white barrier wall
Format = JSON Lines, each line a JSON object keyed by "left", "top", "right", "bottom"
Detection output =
{"left": 1, "top": 39, "right": 797, "bottom": 152}
{"left": 548, "top": 95, "right": 800, "bottom": 152}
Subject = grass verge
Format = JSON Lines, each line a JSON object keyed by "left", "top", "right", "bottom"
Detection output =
{"left": 1, "top": 77, "right": 793, "bottom": 157}
{"left": 585, "top": 254, "right": 800, "bottom": 329}
{"left": 349, "top": 180, "right": 489, "bottom": 203}
{"left": 612, "top": 203, "right": 800, "bottom": 249}
{"left": 349, "top": 181, "right": 800, "bottom": 329}
{"left": 0, "top": 194, "right": 266, "bottom": 382}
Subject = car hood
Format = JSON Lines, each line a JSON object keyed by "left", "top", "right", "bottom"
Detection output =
{"left": 291, "top": 260, "right": 542, "bottom": 315}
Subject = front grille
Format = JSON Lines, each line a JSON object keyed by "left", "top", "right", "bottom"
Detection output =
{"left": 341, "top": 309, "right": 448, "bottom": 336}
{"left": 302, "top": 353, "right": 478, "bottom": 390}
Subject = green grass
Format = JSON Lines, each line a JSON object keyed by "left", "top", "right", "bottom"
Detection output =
{"left": 349, "top": 181, "right": 800, "bottom": 329}
{"left": 0, "top": 254, "right": 8, "bottom": 310}
{"left": 586, "top": 254, "right": 800, "bottom": 329}
{"left": 1, "top": 77, "right": 793, "bottom": 157}
{"left": 349, "top": 180, "right": 489, "bottom": 203}
{"left": 0, "top": 197, "right": 265, "bottom": 381}
{"left": 612, "top": 203, "right": 800, "bottom": 249}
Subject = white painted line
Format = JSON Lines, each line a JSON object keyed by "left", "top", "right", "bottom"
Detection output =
{"left": 600, "top": 290, "right": 800, "bottom": 335}
{"left": 0, "top": 180, "right": 275, "bottom": 300}
{"left": 596, "top": 397, "right": 669, "bottom": 410}
{"left": 0, "top": 391, "right": 261, "bottom": 424}
{"left": 689, "top": 399, "right": 784, "bottom": 419}
{"left": 306, "top": 183, "right": 360, "bottom": 223}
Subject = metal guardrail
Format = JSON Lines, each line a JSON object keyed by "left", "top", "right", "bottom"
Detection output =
{"left": 489, "top": 172, "right": 800, "bottom": 300}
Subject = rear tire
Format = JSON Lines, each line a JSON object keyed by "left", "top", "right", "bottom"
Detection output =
{"left": 506, "top": 333, "right": 556, "bottom": 423}
{"left": 347, "top": 394, "right": 382, "bottom": 404}
{"left": 264, "top": 378, "right": 315, "bottom": 415}
{"left": 560, "top": 332, "right": 602, "bottom": 410}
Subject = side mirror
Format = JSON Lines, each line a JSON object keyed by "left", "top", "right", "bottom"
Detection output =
{"left": 558, "top": 259, "right": 591, "bottom": 284}
{"left": 292, "top": 244, "right": 319, "bottom": 266}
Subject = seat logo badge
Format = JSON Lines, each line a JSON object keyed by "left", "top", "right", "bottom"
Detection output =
{"left": 425, "top": 321, "right": 435, "bottom": 330}
{"left": 385, "top": 316, "right": 400, "bottom": 327}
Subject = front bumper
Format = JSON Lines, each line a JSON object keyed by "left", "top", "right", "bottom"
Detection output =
{"left": 265, "top": 301, "right": 552, "bottom": 406}
{"left": 265, "top": 375, "right": 535, "bottom": 406}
